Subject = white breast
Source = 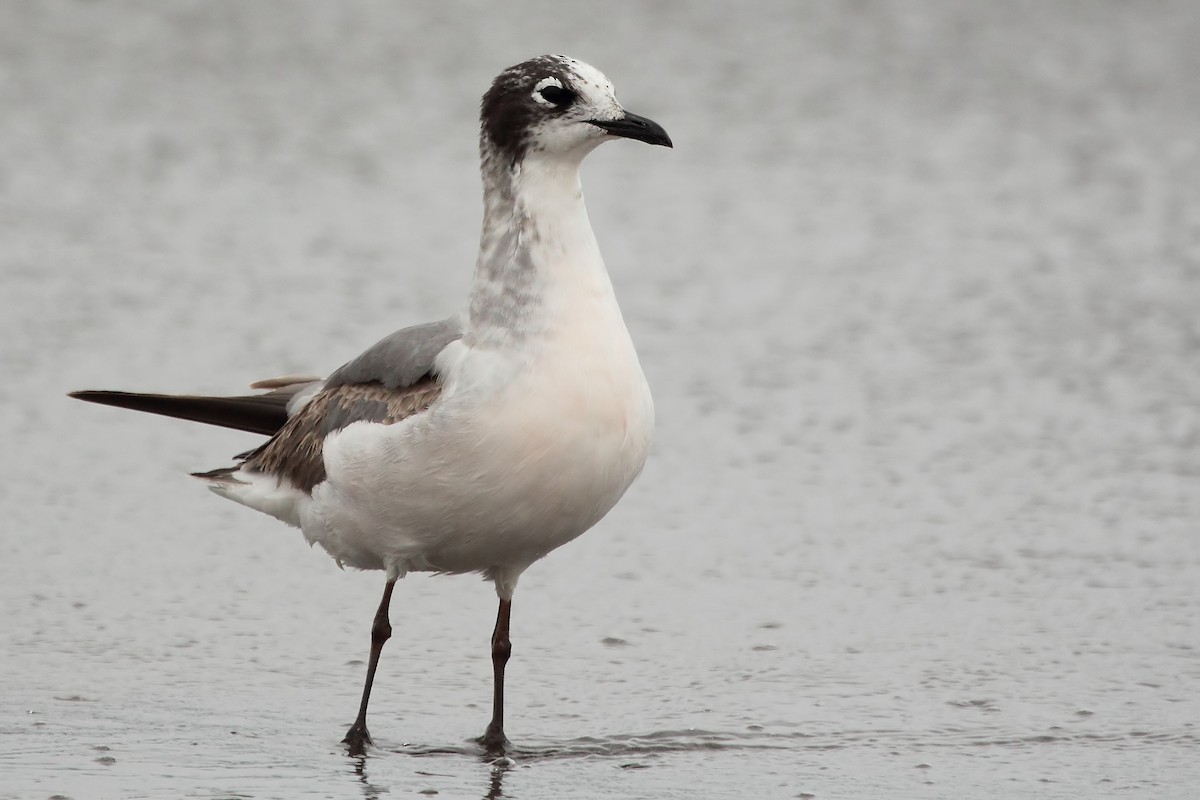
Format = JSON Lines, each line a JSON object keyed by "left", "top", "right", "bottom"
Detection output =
{"left": 303, "top": 290, "right": 653, "bottom": 588}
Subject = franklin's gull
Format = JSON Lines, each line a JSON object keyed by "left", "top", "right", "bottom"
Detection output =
{"left": 70, "top": 54, "right": 672, "bottom": 755}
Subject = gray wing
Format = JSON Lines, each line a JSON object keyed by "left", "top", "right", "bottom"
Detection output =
{"left": 207, "top": 317, "right": 464, "bottom": 492}
{"left": 326, "top": 317, "right": 463, "bottom": 390}
{"left": 78, "top": 318, "right": 463, "bottom": 490}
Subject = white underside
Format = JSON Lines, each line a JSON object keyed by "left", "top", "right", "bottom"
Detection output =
{"left": 207, "top": 160, "right": 654, "bottom": 599}
{"left": 212, "top": 311, "right": 652, "bottom": 598}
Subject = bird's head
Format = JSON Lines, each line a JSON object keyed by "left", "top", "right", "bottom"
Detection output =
{"left": 480, "top": 54, "right": 672, "bottom": 168}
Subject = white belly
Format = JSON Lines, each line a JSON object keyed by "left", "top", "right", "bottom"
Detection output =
{"left": 300, "top": 328, "right": 654, "bottom": 594}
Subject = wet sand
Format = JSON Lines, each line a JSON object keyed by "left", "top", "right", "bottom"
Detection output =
{"left": 3, "top": 2, "right": 1199, "bottom": 798}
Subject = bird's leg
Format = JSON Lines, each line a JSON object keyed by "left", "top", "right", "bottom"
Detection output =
{"left": 343, "top": 577, "right": 397, "bottom": 756}
{"left": 481, "top": 597, "right": 512, "bottom": 753}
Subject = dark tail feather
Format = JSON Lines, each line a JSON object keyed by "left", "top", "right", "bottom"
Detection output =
{"left": 68, "top": 390, "right": 291, "bottom": 436}
{"left": 191, "top": 464, "right": 243, "bottom": 482}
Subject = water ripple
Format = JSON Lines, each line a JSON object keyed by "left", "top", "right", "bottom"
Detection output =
{"left": 383, "top": 724, "right": 1200, "bottom": 764}
{"left": 391, "top": 728, "right": 793, "bottom": 762}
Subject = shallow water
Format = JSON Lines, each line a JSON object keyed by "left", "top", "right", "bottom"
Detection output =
{"left": 3, "top": 1, "right": 1200, "bottom": 798}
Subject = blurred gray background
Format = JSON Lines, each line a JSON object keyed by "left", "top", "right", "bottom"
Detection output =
{"left": 2, "top": 1, "right": 1199, "bottom": 798}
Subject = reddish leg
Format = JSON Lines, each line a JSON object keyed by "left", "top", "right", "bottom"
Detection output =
{"left": 343, "top": 578, "right": 396, "bottom": 755}
{"left": 480, "top": 598, "right": 512, "bottom": 753}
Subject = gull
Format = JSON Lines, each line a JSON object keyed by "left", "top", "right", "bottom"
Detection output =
{"left": 69, "top": 54, "right": 671, "bottom": 756}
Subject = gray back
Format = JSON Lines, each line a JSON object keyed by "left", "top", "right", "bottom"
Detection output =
{"left": 325, "top": 317, "right": 463, "bottom": 389}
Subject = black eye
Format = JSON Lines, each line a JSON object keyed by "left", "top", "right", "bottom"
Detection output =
{"left": 538, "top": 85, "right": 576, "bottom": 107}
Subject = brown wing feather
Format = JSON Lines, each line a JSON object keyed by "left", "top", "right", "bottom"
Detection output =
{"left": 243, "top": 378, "right": 443, "bottom": 493}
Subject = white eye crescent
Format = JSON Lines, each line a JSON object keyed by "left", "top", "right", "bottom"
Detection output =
{"left": 532, "top": 76, "right": 575, "bottom": 108}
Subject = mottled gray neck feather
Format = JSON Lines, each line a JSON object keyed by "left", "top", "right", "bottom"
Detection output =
{"left": 466, "top": 141, "right": 585, "bottom": 348}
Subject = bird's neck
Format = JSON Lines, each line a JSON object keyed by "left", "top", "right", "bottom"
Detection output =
{"left": 466, "top": 151, "right": 614, "bottom": 347}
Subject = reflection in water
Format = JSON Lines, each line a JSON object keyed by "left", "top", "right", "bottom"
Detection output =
{"left": 344, "top": 729, "right": 797, "bottom": 798}
{"left": 350, "top": 755, "right": 388, "bottom": 800}
{"left": 483, "top": 762, "right": 507, "bottom": 800}
{"left": 350, "top": 747, "right": 512, "bottom": 800}
{"left": 393, "top": 728, "right": 795, "bottom": 762}
{"left": 352, "top": 731, "right": 780, "bottom": 799}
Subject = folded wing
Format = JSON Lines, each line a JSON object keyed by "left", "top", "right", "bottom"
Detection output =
{"left": 232, "top": 378, "right": 443, "bottom": 492}
{"left": 70, "top": 316, "right": 465, "bottom": 494}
